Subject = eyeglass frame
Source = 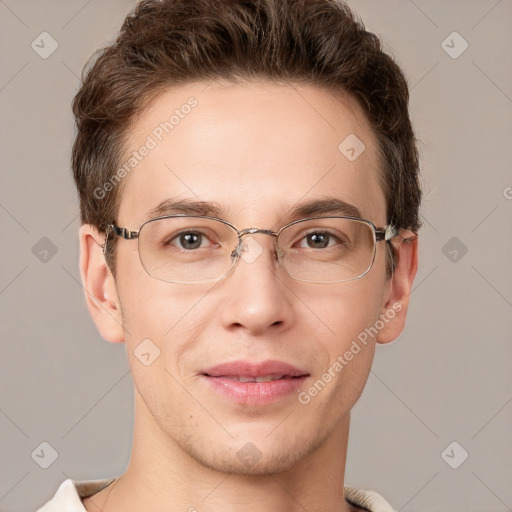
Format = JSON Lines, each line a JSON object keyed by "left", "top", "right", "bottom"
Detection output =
{"left": 103, "top": 214, "right": 401, "bottom": 284}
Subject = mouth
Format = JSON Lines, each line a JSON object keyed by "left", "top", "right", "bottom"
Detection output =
{"left": 199, "top": 360, "right": 310, "bottom": 405}
{"left": 200, "top": 359, "right": 309, "bottom": 380}
{"left": 203, "top": 374, "right": 305, "bottom": 382}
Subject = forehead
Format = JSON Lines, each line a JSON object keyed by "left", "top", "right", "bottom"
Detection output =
{"left": 117, "top": 80, "right": 386, "bottom": 227}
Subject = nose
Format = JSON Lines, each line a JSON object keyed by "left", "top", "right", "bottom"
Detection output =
{"left": 218, "top": 233, "right": 295, "bottom": 336}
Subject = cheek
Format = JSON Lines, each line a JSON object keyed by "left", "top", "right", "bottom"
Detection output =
{"left": 116, "top": 244, "right": 210, "bottom": 340}
{"left": 310, "top": 273, "right": 385, "bottom": 342}
{"left": 300, "top": 277, "right": 385, "bottom": 401}
{"left": 116, "top": 269, "right": 218, "bottom": 389}
{"left": 116, "top": 278, "right": 209, "bottom": 423}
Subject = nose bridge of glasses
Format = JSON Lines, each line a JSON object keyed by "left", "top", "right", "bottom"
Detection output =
{"left": 238, "top": 227, "right": 278, "bottom": 238}
{"left": 231, "top": 228, "right": 280, "bottom": 260}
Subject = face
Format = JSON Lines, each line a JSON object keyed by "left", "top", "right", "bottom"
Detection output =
{"left": 90, "top": 80, "right": 400, "bottom": 475}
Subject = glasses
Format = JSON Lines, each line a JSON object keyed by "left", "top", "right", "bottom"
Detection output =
{"left": 104, "top": 215, "right": 399, "bottom": 284}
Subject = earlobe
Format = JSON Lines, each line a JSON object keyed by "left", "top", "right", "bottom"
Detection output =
{"left": 376, "top": 233, "right": 419, "bottom": 344}
{"left": 78, "top": 224, "right": 125, "bottom": 343}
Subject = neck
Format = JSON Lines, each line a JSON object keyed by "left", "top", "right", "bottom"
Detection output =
{"left": 87, "top": 391, "right": 356, "bottom": 512}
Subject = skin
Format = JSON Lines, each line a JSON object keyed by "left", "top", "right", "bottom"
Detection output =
{"left": 79, "top": 80, "right": 418, "bottom": 512}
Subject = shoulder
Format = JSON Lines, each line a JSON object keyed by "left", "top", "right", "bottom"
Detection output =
{"left": 344, "top": 485, "right": 397, "bottom": 512}
{"left": 36, "top": 478, "right": 116, "bottom": 512}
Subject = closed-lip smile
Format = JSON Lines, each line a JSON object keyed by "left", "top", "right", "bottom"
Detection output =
{"left": 200, "top": 359, "right": 310, "bottom": 405}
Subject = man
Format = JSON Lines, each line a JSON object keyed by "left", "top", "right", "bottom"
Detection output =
{"left": 37, "top": 0, "right": 421, "bottom": 510}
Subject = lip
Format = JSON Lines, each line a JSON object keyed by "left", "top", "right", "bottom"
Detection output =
{"left": 200, "top": 359, "right": 309, "bottom": 378}
{"left": 199, "top": 360, "right": 310, "bottom": 406}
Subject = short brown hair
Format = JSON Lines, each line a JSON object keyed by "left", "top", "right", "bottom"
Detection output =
{"left": 72, "top": 0, "right": 422, "bottom": 278}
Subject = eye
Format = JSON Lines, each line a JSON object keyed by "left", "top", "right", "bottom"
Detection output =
{"left": 168, "top": 231, "right": 211, "bottom": 250}
{"left": 297, "top": 231, "right": 342, "bottom": 249}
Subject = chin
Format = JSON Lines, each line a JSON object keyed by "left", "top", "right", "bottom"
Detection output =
{"left": 182, "top": 429, "right": 323, "bottom": 476}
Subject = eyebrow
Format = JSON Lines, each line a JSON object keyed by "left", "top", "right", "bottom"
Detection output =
{"left": 145, "top": 197, "right": 227, "bottom": 220}
{"left": 287, "top": 197, "right": 363, "bottom": 220}
{"left": 144, "top": 197, "right": 363, "bottom": 223}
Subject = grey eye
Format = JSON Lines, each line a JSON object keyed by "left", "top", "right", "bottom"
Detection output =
{"left": 168, "top": 231, "right": 207, "bottom": 250}
{"left": 305, "top": 232, "right": 331, "bottom": 248}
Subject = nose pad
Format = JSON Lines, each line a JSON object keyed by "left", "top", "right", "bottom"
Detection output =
{"left": 231, "top": 243, "right": 242, "bottom": 260}
{"left": 228, "top": 230, "right": 281, "bottom": 278}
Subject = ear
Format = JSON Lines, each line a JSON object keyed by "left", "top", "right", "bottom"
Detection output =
{"left": 376, "top": 233, "right": 419, "bottom": 344}
{"left": 78, "top": 224, "right": 125, "bottom": 343}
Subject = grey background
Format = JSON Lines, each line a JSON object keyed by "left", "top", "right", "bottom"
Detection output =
{"left": 0, "top": 1, "right": 511, "bottom": 511}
